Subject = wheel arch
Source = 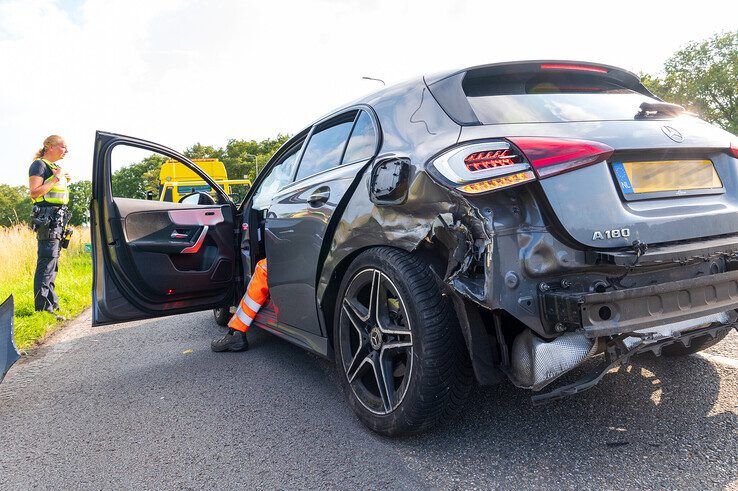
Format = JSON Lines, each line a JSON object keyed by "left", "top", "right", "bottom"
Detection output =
{"left": 313, "top": 166, "right": 490, "bottom": 369}
{"left": 318, "top": 241, "right": 504, "bottom": 386}
{"left": 318, "top": 226, "right": 454, "bottom": 334}
{"left": 319, "top": 244, "right": 409, "bottom": 354}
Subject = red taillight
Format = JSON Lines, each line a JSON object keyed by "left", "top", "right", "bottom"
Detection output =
{"left": 464, "top": 149, "right": 520, "bottom": 172}
{"left": 540, "top": 63, "right": 608, "bottom": 74}
{"left": 730, "top": 141, "right": 738, "bottom": 158}
{"left": 429, "top": 138, "right": 612, "bottom": 195}
{"left": 508, "top": 137, "right": 614, "bottom": 178}
{"left": 429, "top": 141, "right": 534, "bottom": 195}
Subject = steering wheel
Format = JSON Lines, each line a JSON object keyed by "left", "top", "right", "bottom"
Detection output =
{"left": 179, "top": 191, "right": 216, "bottom": 205}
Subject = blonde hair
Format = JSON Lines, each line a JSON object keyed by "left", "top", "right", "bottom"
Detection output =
{"left": 34, "top": 135, "right": 64, "bottom": 160}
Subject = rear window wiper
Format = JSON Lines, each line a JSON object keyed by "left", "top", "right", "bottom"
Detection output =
{"left": 635, "top": 101, "right": 685, "bottom": 119}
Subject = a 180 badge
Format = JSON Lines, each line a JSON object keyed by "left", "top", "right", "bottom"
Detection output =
{"left": 592, "top": 228, "right": 631, "bottom": 240}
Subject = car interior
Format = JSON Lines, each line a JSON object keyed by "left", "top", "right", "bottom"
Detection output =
{"left": 94, "top": 141, "right": 239, "bottom": 322}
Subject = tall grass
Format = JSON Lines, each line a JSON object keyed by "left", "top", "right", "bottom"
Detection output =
{"left": 0, "top": 225, "right": 92, "bottom": 350}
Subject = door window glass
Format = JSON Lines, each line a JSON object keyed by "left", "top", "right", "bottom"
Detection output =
{"left": 295, "top": 116, "right": 355, "bottom": 181}
{"left": 251, "top": 149, "right": 300, "bottom": 211}
{"left": 110, "top": 146, "right": 167, "bottom": 200}
{"left": 110, "top": 146, "right": 223, "bottom": 205}
{"left": 342, "top": 111, "right": 377, "bottom": 164}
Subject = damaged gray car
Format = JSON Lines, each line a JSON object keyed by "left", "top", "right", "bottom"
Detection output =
{"left": 91, "top": 60, "right": 738, "bottom": 436}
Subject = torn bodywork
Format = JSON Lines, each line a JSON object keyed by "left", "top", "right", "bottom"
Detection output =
{"left": 1, "top": 295, "right": 20, "bottom": 384}
{"left": 531, "top": 318, "right": 738, "bottom": 405}
{"left": 312, "top": 67, "right": 738, "bottom": 403}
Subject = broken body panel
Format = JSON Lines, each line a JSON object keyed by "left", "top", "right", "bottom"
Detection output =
{"left": 311, "top": 65, "right": 738, "bottom": 395}
{"left": 92, "top": 60, "right": 738, "bottom": 402}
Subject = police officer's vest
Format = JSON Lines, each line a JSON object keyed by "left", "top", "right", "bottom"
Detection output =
{"left": 32, "top": 159, "right": 69, "bottom": 205}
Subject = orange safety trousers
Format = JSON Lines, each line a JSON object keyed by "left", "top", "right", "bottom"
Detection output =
{"left": 228, "top": 259, "right": 268, "bottom": 333}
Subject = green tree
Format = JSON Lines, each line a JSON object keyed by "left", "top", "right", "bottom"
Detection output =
{"left": 111, "top": 154, "right": 166, "bottom": 199}
{"left": 105, "top": 135, "right": 291, "bottom": 203}
{"left": 184, "top": 143, "right": 224, "bottom": 160}
{"left": 221, "top": 134, "right": 291, "bottom": 180}
{"left": 185, "top": 135, "right": 290, "bottom": 181}
{"left": 67, "top": 180, "right": 92, "bottom": 226}
{"left": 0, "top": 184, "right": 32, "bottom": 226}
{"left": 642, "top": 30, "right": 737, "bottom": 134}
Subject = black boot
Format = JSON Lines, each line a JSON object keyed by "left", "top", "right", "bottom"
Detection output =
{"left": 211, "top": 329, "right": 249, "bottom": 352}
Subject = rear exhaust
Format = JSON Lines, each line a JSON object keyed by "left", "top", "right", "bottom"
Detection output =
{"left": 510, "top": 330, "right": 597, "bottom": 391}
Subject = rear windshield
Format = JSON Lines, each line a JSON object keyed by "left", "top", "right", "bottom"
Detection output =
{"left": 463, "top": 73, "right": 662, "bottom": 124}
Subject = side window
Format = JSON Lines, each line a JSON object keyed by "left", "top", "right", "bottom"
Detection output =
{"left": 342, "top": 111, "right": 377, "bottom": 164}
{"left": 110, "top": 146, "right": 218, "bottom": 205}
{"left": 251, "top": 149, "right": 300, "bottom": 211}
{"left": 295, "top": 114, "right": 355, "bottom": 181}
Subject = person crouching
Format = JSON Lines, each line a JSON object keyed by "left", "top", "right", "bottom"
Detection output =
{"left": 211, "top": 259, "right": 268, "bottom": 352}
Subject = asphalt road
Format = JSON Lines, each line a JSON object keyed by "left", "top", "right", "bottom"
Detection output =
{"left": 1, "top": 310, "right": 736, "bottom": 490}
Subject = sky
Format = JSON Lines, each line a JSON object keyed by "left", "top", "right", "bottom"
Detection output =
{"left": 1, "top": 0, "right": 736, "bottom": 185}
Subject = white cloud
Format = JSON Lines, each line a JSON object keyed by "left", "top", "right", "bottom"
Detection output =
{"left": 1, "top": 0, "right": 736, "bottom": 185}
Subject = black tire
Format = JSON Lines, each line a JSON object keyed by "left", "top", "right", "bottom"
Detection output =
{"left": 333, "top": 247, "right": 473, "bottom": 436}
{"left": 660, "top": 329, "right": 730, "bottom": 357}
{"left": 213, "top": 307, "right": 230, "bottom": 327}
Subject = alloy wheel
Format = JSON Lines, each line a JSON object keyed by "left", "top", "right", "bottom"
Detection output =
{"left": 339, "top": 268, "right": 413, "bottom": 415}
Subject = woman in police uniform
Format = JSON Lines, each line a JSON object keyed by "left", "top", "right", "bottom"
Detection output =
{"left": 28, "top": 135, "right": 69, "bottom": 317}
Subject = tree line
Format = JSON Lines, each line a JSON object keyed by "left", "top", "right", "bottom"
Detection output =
{"left": 0, "top": 181, "right": 91, "bottom": 227}
{"left": 0, "top": 30, "right": 735, "bottom": 228}
{"left": 641, "top": 31, "right": 736, "bottom": 135}
{"left": 109, "top": 135, "right": 290, "bottom": 201}
{"left": 1, "top": 135, "right": 290, "bottom": 227}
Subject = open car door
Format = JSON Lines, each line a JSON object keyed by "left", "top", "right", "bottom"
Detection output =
{"left": 91, "top": 131, "right": 239, "bottom": 326}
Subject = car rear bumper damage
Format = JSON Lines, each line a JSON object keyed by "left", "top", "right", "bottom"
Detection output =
{"left": 529, "top": 320, "right": 737, "bottom": 405}
{"left": 504, "top": 270, "right": 738, "bottom": 402}
{"left": 541, "top": 269, "right": 738, "bottom": 337}
{"left": 509, "top": 309, "right": 737, "bottom": 392}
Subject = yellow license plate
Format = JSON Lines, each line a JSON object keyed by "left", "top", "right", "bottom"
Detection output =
{"left": 612, "top": 160, "right": 722, "bottom": 195}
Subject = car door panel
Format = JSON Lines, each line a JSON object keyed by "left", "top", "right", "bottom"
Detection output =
{"left": 92, "top": 131, "right": 237, "bottom": 326}
{"left": 124, "top": 206, "right": 225, "bottom": 254}
{"left": 262, "top": 108, "right": 380, "bottom": 337}
{"left": 114, "top": 201, "right": 234, "bottom": 295}
{"left": 266, "top": 160, "right": 369, "bottom": 335}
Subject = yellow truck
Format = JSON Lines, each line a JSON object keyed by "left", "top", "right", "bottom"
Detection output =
{"left": 155, "top": 158, "right": 251, "bottom": 203}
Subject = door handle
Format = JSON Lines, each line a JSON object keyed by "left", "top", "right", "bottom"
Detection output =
{"left": 170, "top": 231, "right": 188, "bottom": 239}
{"left": 308, "top": 187, "right": 330, "bottom": 207}
{"left": 180, "top": 226, "right": 209, "bottom": 254}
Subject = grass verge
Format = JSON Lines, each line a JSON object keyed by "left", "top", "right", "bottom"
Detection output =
{"left": 0, "top": 226, "right": 92, "bottom": 350}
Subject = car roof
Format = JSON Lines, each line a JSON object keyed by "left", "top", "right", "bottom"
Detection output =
{"left": 299, "top": 60, "right": 649, "bottom": 134}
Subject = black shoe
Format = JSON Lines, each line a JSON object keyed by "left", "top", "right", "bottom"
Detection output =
{"left": 211, "top": 329, "right": 249, "bottom": 352}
